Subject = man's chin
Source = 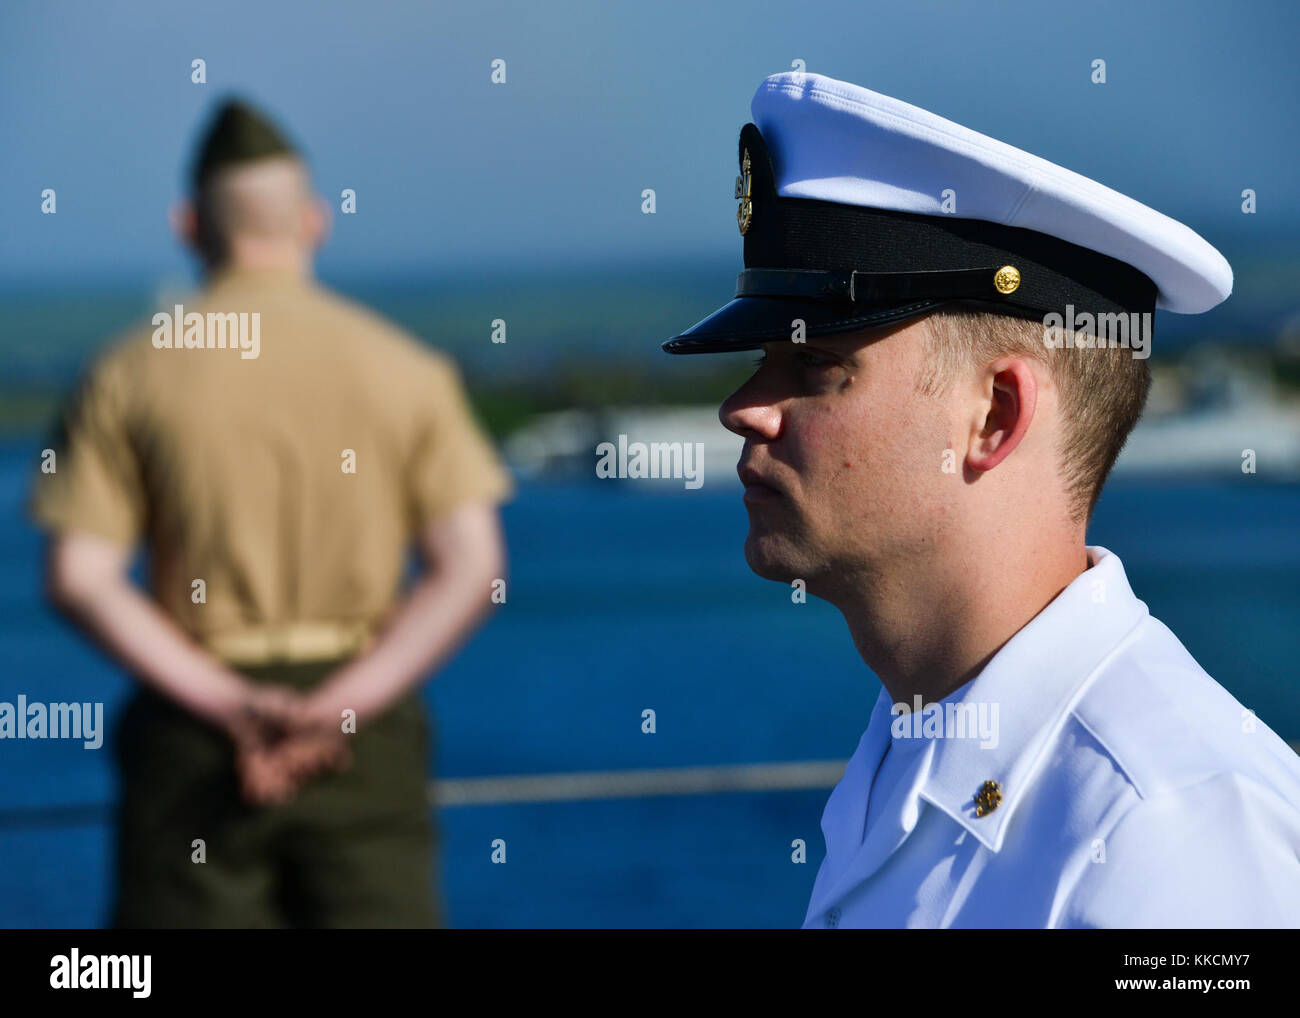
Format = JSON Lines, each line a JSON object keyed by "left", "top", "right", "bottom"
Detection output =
{"left": 742, "top": 532, "right": 805, "bottom": 584}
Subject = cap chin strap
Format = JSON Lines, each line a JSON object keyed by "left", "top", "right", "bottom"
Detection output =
{"left": 736, "top": 267, "right": 1011, "bottom": 303}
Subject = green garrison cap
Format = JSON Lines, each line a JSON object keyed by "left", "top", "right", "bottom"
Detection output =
{"left": 191, "top": 98, "right": 299, "bottom": 189}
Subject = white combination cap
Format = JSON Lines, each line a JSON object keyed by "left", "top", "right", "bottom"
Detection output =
{"left": 665, "top": 72, "right": 1232, "bottom": 354}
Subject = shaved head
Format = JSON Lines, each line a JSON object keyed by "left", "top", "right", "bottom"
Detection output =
{"left": 191, "top": 155, "right": 322, "bottom": 266}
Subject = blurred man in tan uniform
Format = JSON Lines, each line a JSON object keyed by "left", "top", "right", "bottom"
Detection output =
{"left": 29, "top": 99, "right": 511, "bottom": 927}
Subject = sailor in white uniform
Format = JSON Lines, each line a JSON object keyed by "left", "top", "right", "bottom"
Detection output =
{"left": 663, "top": 72, "right": 1300, "bottom": 928}
{"left": 802, "top": 545, "right": 1300, "bottom": 928}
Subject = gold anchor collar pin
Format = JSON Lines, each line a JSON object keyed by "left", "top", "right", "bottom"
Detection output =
{"left": 974, "top": 779, "right": 1003, "bottom": 817}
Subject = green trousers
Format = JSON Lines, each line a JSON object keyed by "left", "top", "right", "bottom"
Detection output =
{"left": 110, "top": 658, "right": 442, "bottom": 928}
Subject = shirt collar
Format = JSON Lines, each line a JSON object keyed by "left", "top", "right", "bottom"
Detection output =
{"left": 903, "top": 545, "right": 1150, "bottom": 852}
{"left": 204, "top": 264, "right": 313, "bottom": 293}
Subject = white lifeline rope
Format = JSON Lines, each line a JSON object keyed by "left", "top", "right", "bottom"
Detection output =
{"left": 430, "top": 760, "right": 850, "bottom": 807}
{"left": 432, "top": 738, "right": 1300, "bottom": 807}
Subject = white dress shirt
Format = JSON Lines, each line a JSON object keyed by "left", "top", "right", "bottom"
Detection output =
{"left": 803, "top": 546, "right": 1300, "bottom": 928}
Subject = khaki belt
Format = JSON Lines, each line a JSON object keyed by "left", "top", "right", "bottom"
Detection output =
{"left": 203, "top": 621, "right": 374, "bottom": 666}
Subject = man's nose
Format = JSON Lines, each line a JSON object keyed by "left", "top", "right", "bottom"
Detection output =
{"left": 719, "top": 381, "right": 781, "bottom": 441}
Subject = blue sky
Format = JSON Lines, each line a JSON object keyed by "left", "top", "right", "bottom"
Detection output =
{"left": 2, "top": 0, "right": 1297, "bottom": 288}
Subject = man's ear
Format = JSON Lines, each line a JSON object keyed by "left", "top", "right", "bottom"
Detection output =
{"left": 305, "top": 195, "right": 331, "bottom": 251}
{"left": 169, "top": 200, "right": 199, "bottom": 251}
{"left": 965, "top": 357, "right": 1038, "bottom": 474}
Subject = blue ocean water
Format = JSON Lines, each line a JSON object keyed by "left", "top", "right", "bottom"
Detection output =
{"left": 0, "top": 437, "right": 1296, "bottom": 928}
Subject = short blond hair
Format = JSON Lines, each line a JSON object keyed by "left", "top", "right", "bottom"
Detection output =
{"left": 916, "top": 308, "right": 1151, "bottom": 522}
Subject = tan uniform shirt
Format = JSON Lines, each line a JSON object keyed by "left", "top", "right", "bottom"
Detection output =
{"left": 29, "top": 265, "right": 512, "bottom": 649}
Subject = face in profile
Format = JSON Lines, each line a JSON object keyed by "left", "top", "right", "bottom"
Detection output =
{"left": 717, "top": 319, "right": 959, "bottom": 601}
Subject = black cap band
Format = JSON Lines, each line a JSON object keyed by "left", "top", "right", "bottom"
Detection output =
{"left": 736, "top": 266, "right": 1013, "bottom": 303}
{"left": 739, "top": 194, "right": 1158, "bottom": 322}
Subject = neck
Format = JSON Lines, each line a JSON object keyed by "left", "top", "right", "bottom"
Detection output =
{"left": 205, "top": 243, "right": 312, "bottom": 281}
{"left": 833, "top": 534, "right": 1089, "bottom": 707}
